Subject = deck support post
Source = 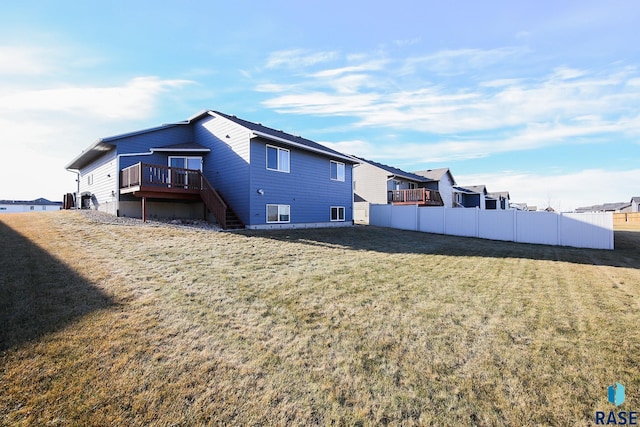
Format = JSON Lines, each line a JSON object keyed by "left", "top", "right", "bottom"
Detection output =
{"left": 142, "top": 197, "right": 147, "bottom": 222}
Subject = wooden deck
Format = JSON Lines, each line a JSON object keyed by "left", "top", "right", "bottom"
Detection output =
{"left": 120, "top": 163, "right": 240, "bottom": 229}
{"left": 388, "top": 188, "right": 444, "bottom": 206}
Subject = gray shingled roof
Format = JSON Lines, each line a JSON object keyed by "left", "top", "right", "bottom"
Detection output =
{"left": 354, "top": 157, "right": 435, "bottom": 183}
{"left": 151, "top": 142, "right": 211, "bottom": 152}
{"left": 488, "top": 191, "right": 510, "bottom": 199}
{"left": 214, "top": 111, "right": 357, "bottom": 163}
{"left": 575, "top": 202, "right": 630, "bottom": 212}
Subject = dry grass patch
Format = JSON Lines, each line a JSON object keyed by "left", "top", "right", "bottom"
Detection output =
{"left": 1, "top": 212, "right": 639, "bottom": 426}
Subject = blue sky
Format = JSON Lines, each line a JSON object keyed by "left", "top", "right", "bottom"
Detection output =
{"left": 1, "top": 0, "right": 638, "bottom": 210}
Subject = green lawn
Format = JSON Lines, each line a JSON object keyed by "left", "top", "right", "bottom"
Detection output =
{"left": 1, "top": 211, "right": 639, "bottom": 426}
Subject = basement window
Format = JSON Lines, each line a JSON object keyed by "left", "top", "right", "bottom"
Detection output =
{"left": 267, "top": 204, "right": 290, "bottom": 223}
{"left": 330, "top": 206, "right": 345, "bottom": 221}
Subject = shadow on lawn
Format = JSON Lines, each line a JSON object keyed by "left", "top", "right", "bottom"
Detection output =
{"left": 0, "top": 220, "right": 115, "bottom": 352}
{"left": 240, "top": 225, "right": 640, "bottom": 270}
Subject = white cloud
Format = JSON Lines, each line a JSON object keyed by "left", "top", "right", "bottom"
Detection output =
{"left": 0, "top": 76, "right": 193, "bottom": 120}
{"left": 0, "top": 42, "right": 195, "bottom": 200}
{"left": 265, "top": 49, "right": 339, "bottom": 69}
{"left": 0, "top": 45, "right": 56, "bottom": 75}
{"left": 400, "top": 46, "right": 527, "bottom": 76}
{"left": 258, "top": 48, "right": 640, "bottom": 157}
{"left": 455, "top": 169, "right": 640, "bottom": 212}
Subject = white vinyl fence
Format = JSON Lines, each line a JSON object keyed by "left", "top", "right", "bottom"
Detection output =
{"left": 369, "top": 205, "right": 614, "bottom": 250}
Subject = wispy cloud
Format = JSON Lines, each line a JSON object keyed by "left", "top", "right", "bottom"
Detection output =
{"left": 0, "top": 76, "right": 194, "bottom": 120}
{"left": 265, "top": 49, "right": 339, "bottom": 69}
{"left": 0, "top": 42, "right": 195, "bottom": 200}
{"left": 456, "top": 168, "right": 640, "bottom": 211}
{"left": 0, "top": 45, "right": 57, "bottom": 75}
{"left": 400, "top": 46, "right": 528, "bottom": 76}
{"left": 258, "top": 46, "right": 640, "bottom": 162}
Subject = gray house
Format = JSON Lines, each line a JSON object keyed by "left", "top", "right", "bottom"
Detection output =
{"left": 413, "top": 168, "right": 457, "bottom": 208}
{"left": 352, "top": 157, "right": 443, "bottom": 223}
{"left": 487, "top": 191, "right": 511, "bottom": 210}
{"left": 0, "top": 198, "right": 62, "bottom": 213}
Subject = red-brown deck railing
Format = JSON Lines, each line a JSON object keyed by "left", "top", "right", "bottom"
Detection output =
{"left": 120, "top": 162, "right": 230, "bottom": 229}
{"left": 120, "top": 162, "right": 201, "bottom": 191}
{"left": 388, "top": 188, "right": 444, "bottom": 206}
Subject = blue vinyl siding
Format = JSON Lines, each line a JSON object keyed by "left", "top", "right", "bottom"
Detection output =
{"left": 248, "top": 139, "right": 353, "bottom": 226}
{"left": 462, "top": 193, "right": 481, "bottom": 208}
{"left": 115, "top": 125, "right": 195, "bottom": 169}
{"left": 194, "top": 115, "right": 251, "bottom": 224}
{"left": 72, "top": 111, "right": 354, "bottom": 228}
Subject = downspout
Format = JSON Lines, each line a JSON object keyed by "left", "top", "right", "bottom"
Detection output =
{"left": 351, "top": 162, "right": 360, "bottom": 225}
{"left": 116, "top": 151, "right": 155, "bottom": 217}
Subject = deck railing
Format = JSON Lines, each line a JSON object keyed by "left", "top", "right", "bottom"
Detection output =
{"left": 199, "top": 173, "right": 228, "bottom": 230}
{"left": 120, "top": 162, "right": 230, "bottom": 229}
{"left": 388, "top": 188, "right": 444, "bottom": 206}
{"left": 120, "top": 163, "right": 201, "bottom": 191}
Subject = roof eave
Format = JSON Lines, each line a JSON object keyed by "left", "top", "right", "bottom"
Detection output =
{"left": 65, "top": 140, "right": 115, "bottom": 170}
{"left": 251, "top": 130, "right": 357, "bottom": 163}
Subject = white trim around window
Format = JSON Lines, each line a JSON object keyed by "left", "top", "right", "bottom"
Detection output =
{"left": 267, "top": 204, "right": 290, "bottom": 223}
{"left": 330, "top": 160, "right": 345, "bottom": 181}
{"left": 266, "top": 145, "right": 290, "bottom": 173}
{"left": 330, "top": 206, "right": 345, "bottom": 222}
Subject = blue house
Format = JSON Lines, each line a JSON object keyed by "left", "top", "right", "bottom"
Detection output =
{"left": 65, "top": 110, "right": 357, "bottom": 229}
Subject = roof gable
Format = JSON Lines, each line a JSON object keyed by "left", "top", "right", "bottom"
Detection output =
{"left": 355, "top": 157, "right": 435, "bottom": 183}
{"left": 212, "top": 111, "right": 357, "bottom": 163}
{"left": 413, "top": 168, "right": 454, "bottom": 182}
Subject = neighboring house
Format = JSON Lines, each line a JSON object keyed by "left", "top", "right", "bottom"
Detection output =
{"left": 487, "top": 191, "right": 511, "bottom": 210}
{"left": 630, "top": 197, "right": 640, "bottom": 213}
{"left": 65, "top": 110, "right": 357, "bottom": 230}
{"left": 452, "top": 185, "right": 490, "bottom": 209}
{"left": 352, "top": 157, "right": 443, "bottom": 223}
{"left": 0, "top": 198, "right": 62, "bottom": 213}
{"left": 575, "top": 202, "right": 631, "bottom": 213}
{"left": 412, "top": 168, "right": 457, "bottom": 208}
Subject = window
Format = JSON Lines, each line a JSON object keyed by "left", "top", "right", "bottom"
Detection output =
{"left": 266, "top": 145, "right": 290, "bottom": 172}
{"left": 30, "top": 206, "right": 35, "bottom": 211}
{"left": 330, "top": 161, "right": 345, "bottom": 181}
{"left": 169, "top": 156, "right": 202, "bottom": 188}
{"left": 267, "top": 204, "right": 290, "bottom": 223}
{"left": 169, "top": 156, "right": 202, "bottom": 171}
{"left": 330, "top": 206, "right": 345, "bottom": 222}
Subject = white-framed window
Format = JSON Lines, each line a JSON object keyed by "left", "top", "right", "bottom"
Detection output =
{"left": 169, "top": 156, "right": 202, "bottom": 171}
{"left": 168, "top": 156, "right": 202, "bottom": 188}
{"left": 267, "top": 204, "right": 290, "bottom": 223}
{"left": 266, "top": 145, "right": 290, "bottom": 173}
{"left": 330, "top": 161, "right": 345, "bottom": 181}
{"left": 330, "top": 206, "right": 345, "bottom": 222}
